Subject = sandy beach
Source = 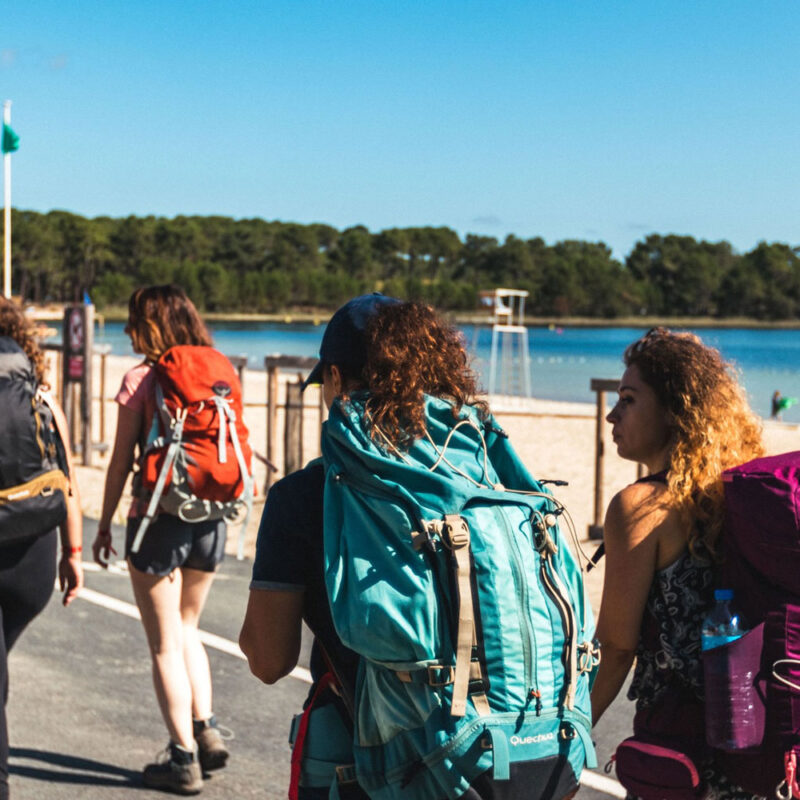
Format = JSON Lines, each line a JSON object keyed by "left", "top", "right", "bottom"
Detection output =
{"left": 54, "top": 351, "right": 800, "bottom": 612}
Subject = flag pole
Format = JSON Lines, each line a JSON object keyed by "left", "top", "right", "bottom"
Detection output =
{"left": 3, "top": 100, "right": 11, "bottom": 299}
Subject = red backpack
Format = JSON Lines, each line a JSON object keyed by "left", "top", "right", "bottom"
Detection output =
{"left": 131, "top": 346, "right": 254, "bottom": 559}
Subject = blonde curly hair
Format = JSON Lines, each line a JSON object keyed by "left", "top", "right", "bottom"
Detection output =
{"left": 624, "top": 327, "right": 764, "bottom": 559}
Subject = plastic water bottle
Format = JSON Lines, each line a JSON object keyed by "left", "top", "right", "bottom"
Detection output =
{"left": 701, "top": 589, "right": 744, "bottom": 650}
{"left": 701, "top": 589, "right": 760, "bottom": 750}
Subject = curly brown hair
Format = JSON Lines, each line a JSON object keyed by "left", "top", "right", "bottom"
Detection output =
{"left": 0, "top": 297, "right": 48, "bottom": 386}
{"left": 341, "top": 301, "right": 487, "bottom": 449}
{"left": 624, "top": 327, "right": 764, "bottom": 558}
{"left": 127, "top": 285, "right": 212, "bottom": 362}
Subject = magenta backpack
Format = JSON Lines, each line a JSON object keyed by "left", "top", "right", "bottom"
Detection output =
{"left": 708, "top": 451, "right": 800, "bottom": 798}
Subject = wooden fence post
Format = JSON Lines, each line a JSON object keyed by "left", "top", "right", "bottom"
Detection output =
{"left": 264, "top": 355, "right": 318, "bottom": 491}
{"left": 266, "top": 363, "right": 279, "bottom": 492}
{"left": 284, "top": 377, "right": 304, "bottom": 476}
{"left": 589, "top": 378, "right": 619, "bottom": 540}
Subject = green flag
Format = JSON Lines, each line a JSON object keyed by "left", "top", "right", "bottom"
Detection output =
{"left": 1, "top": 123, "right": 19, "bottom": 154}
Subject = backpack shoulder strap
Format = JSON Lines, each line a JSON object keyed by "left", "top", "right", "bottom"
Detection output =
{"left": 37, "top": 388, "right": 72, "bottom": 481}
{"left": 131, "top": 406, "right": 189, "bottom": 553}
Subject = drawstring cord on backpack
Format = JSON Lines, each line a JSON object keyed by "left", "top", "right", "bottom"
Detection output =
{"left": 773, "top": 659, "right": 800, "bottom": 692}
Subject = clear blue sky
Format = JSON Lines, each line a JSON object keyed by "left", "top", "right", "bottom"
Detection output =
{"left": 3, "top": 0, "right": 799, "bottom": 260}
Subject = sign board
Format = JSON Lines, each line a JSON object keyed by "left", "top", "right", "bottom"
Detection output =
{"left": 62, "top": 304, "right": 95, "bottom": 466}
{"left": 66, "top": 306, "right": 85, "bottom": 380}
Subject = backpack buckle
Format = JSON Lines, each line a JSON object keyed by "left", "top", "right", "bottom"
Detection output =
{"left": 441, "top": 515, "right": 469, "bottom": 550}
{"left": 427, "top": 664, "right": 455, "bottom": 686}
{"left": 335, "top": 764, "right": 358, "bottom": 786}
{"left": 414, "top": 526, "right": 440, "bottom": 552}
{"left": 559, "top": 722, "right": 577, "bottom": 740}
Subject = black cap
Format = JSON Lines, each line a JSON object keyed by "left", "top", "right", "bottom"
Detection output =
{"left": 302, "top": 293, "right": 401, "bottom": 390}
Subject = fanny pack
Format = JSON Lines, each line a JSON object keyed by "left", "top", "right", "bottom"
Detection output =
{"left": 607, "top": 688, "right": 707, "bottom": 800}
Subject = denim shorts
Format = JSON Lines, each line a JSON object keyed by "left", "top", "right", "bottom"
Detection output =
{"left": 125, "top": 514, "right": 227, "bottom": 577}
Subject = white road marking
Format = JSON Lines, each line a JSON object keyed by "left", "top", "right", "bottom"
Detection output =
{"left": 580, "top": 770, "right": 626, "bottom": 797}
{"left": 77, "top": 586, "right": 313, "bottom": 684}
{"left": 80, "top": 560, "right": 130, "bottom": 576}
{"left": 77, "top": 587, "right": 623, "bottom": 797}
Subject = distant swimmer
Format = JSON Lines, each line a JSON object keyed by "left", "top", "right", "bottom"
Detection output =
{"left": 772, "top": 390, "right": 798, "bottom": 420}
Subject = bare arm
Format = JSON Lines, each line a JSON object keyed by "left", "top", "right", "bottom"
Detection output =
{"left": 92, "top": 404, "right": 141, "bottom": 565}
{"left": 591, "top": 481, "right": 673, "bottom": 724}
{"left": 239, "top": 589, "right": 304, "bottom": 684}
{"left": 47, "top": 394, "right": 84, "bottom": 606}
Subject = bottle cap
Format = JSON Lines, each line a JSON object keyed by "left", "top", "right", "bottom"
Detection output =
{"left": 714, "top": 588, "right": 734, "bottom": 601}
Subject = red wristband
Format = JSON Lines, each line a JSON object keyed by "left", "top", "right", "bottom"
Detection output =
{"left": 65, "top": 546, "right": 82, "bottom": 556}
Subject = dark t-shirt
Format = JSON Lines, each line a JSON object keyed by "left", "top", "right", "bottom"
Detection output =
{"left": 250, "top": 461, "right": 359, "bottom": 696}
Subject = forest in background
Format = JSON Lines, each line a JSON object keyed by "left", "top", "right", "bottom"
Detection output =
{"left": 8, "top": 209, "right": 800, "bottom": 319}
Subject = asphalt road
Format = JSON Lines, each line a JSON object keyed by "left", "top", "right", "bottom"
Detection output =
{"left": 5, "top": 520, "right": 633, "bottom": 799}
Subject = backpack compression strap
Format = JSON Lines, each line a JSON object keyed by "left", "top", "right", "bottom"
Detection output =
{"left": 442, "top": 515, "right": 476, "bottom": 717}
{"left": 400, "top": 515, "right": 491, "bottom": 718}
{"left": 439, "top": 514, "right": 475, "bottom": 717}
{"left": 211, "top": 396, "right": 254, "bottom": 560}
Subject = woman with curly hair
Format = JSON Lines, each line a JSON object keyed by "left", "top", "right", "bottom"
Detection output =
{"left": 0, "top": 297, "right": 83, "bottom": 800}
{"left": 242, "top": 294, "right": 586, "bottom": 800}
{"left": 92, "top": 286, "right": 230, "bottom": 795}
{"left": 591, "top": 327, "right": 764, "bottom": 798}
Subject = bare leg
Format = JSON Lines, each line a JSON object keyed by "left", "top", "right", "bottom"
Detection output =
{"left": 129, "top": 564, "right": 195, "bottom": 749}
{"left": 179, "top": 567, "right": 217, "bottom": 721}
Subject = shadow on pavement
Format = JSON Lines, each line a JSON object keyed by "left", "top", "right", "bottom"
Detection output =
{"left": 9, "top": 747, "right": 140, "bottom": 787}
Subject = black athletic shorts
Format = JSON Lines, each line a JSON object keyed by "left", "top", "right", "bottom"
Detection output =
{"left": 125, "top": 514, "right": 227, "bottom": 577}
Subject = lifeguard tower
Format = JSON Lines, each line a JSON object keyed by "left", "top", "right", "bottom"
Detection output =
{"left": 476, "top": 288, "right": 532, "bottom": 398}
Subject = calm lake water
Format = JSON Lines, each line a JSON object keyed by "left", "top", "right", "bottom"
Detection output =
{"left": 94, "top": 321, "right": 800, "bottom": 421}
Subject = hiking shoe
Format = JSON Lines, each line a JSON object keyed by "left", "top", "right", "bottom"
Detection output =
{"left": 193, "top": 716, "right": 230, "bottom": 773}
{"left": 143, "top": 742, "right": 203, "bottom": 795}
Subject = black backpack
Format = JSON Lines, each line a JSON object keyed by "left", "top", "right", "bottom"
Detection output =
{"left": 0, "top": 336, "right": 70, "bottom": 545}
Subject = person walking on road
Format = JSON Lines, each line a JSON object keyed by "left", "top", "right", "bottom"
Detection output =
{"left": 0, "top": 298, "right": 83, "bottom": 800}
{"left": 92, "top": 286, "right": 230, "bottom": 795}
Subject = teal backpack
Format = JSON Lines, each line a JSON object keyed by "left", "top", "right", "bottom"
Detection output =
{"left": 322, "top": 394, "right": 597, "bottom": 800}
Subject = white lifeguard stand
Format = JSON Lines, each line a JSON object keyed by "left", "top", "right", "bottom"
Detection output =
{"left": 477, "top": 288, "right": 532, "bottom": 398}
